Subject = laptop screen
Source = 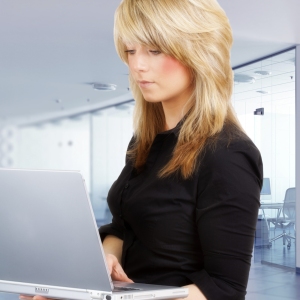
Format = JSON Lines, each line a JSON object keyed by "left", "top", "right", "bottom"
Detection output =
{"left": 0, "top": 169, "right": 112, "bottom": 292}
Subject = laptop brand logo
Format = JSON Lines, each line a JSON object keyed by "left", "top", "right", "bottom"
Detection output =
{"left": 35, "top": 287, "right": 49, "bottom": 294}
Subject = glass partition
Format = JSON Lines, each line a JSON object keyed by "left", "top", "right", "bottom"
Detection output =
{"left": 232, "top": 49, "right": 296, "bottom": 268}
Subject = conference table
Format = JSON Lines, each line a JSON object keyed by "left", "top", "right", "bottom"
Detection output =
{"left": 259, "top": 202, "right": 283, "bottom": 247}
{"left": 260, "top": 202, "right": 283, "bottom": 229}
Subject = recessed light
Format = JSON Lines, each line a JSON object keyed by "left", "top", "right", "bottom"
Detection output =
{"left": 93, "top": 83, "right": 117, "bottom": 91}
{"left": 256, "top": 90, "right": 270, "bottom": 94}
{"left": 254, "top": 70, "right": 272, "bottom": 76}
{"left": 234, "top": 74, "right": 255, "bottom": 84}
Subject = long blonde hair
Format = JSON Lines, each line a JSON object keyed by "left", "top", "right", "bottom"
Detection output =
{"left": 114, "top": 0, "right": 242, "bottom": 179}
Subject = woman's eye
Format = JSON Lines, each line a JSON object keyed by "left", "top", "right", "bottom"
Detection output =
{"left": 125, "top": 50, "right": 135, "bottom": 55}
{"left": 149, "top": 50, "right": 161, "bottom": 55}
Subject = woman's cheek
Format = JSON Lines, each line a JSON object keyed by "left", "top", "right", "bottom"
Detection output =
{"left": 162, "top": 56, "right": 183, "bottom": 74}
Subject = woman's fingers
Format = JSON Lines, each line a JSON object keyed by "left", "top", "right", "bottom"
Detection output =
{"left": 105, "top": 253, "right": 117, "bottom": 274}
{"left": 19, "top": 296, "right": 50, "bottom": 300}
{"left": 112, "top": 263, "right": 134, "bottom": 283}
{"left": 106, "top": 253, "right": 133, "bottom": 283}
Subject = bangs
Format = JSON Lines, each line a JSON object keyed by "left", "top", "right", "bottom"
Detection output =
{"left": 114, "top": 0, "right": 176, "bottom": 62}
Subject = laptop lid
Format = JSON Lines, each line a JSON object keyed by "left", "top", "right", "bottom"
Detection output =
{"left": 0, "top": 168, "right": 189, "bottom": 300}
{"left": 0, "top": 168, "right": 113, "bottom": 297}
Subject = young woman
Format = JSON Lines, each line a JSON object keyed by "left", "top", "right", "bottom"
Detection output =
{"left": 21, "top": 0, "right": 262, "bottom": 299}
{"left": 100, "top": 0, "right": 263, "bottom": 299}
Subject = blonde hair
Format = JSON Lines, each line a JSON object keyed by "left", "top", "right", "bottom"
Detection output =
{"left": 114, "top": 0, "right": 242, "bottom": 179}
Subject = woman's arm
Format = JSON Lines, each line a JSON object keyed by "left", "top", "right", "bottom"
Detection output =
{"left": 175, "top": 284, "right": 207, "bottom": 300}
{"left": 103, "top": 234, "right": 123, "bottom": 261}
{"left": 103, "top": 235, "right": 133, "bottom": 282}
{"left": 189, "top": 140, "right": 263, "bottom": 299}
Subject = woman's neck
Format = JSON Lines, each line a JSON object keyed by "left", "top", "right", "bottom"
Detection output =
{"left": 162, "top": 101, "right": 191, "bottom": 131}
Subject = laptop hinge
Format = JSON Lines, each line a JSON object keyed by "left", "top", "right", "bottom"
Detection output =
{"left": 88, "top": 290, "right": 112, "bottom": 300}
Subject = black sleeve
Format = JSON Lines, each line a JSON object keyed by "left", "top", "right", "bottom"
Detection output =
{"left": 99, "top": 216, "right": 124, "bottom": 242}
{"left": 187, "top": 139, "right": 263, "bottom": 300}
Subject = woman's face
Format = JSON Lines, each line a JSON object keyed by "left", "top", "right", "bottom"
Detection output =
{"left": 126, "top": 44, "right": 193, "bottom": 106}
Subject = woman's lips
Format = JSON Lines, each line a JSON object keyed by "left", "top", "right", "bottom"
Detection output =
{"left": 138, "top": 81, "right": 154, "bottom": 88}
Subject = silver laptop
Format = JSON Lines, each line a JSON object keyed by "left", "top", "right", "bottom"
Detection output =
{"left": 0, "top": 168, "right": 188, "bottom": 300}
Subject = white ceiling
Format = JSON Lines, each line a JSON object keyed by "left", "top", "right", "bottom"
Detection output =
{"left": 1, "top": 0, "right": 300, "bottom": 125}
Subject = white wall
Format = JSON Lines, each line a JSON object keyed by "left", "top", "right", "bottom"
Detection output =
{"left": 15, "top": 116, "right": 91, "bottom": 189}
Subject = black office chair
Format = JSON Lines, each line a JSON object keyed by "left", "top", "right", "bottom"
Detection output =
{"left": 268, "top": 187, "right": 295, "bottom": 250}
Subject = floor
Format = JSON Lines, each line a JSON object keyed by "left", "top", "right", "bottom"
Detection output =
{"left": 0, "top": 229, "right": 299, "bottom": 300}
{"left": 246, "top": 227, "right": 299, "bottom": 299}
{"left": 246, "top": 262, "right": 300, "bottom": 299}
{"left": 257, "top": 226, "right": 296, "bottom": 268}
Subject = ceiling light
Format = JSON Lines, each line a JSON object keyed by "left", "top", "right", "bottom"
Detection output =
{"left": 93, "top": 83, "right": 117, "bottom": 91}
{"left": 256, "top": 90, "right": 270, "bottom": 94}
{"left": 234, "top": 74, "right": 255, "bottom": 84}
{"left": 254, "top": 70, "right": 272, "bottom": 76}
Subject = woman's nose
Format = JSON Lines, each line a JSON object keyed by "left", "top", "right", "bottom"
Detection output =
{"left": 131, "top": 54, "right": 149, "bottom": 72}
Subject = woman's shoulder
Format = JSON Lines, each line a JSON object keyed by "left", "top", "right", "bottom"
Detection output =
{"left": 212, "top": 123, "right": 258, "bottom": 150}
{"left": 203, "top": 122, "right": 262, "bottom": 165}
{"left": 197, "top": 123, "right": 263, "bottom": 188}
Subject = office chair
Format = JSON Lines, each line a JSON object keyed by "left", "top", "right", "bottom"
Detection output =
{"left": 268, "top": 187, "right": 295, "bottom": 250}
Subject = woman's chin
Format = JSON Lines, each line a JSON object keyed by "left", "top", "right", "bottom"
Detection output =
{"left": 143, "top": 97, "right": 162, "bottom": 104}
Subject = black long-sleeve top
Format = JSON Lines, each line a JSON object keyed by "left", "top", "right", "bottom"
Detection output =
{"left": 99, "top": 122, "right": 263, "bottom": 300}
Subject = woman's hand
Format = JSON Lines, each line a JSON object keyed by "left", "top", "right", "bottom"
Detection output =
{"left": 19, "top": 296, "right": 49, "bottom": 300}
{"left": 102, "top": 235, "right": 131, "bottom": 282}
{"left": 106, "top": 253, "right": 133, "bottom": 282}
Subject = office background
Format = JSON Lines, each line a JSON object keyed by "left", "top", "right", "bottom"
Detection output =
{"left": 0, "top": 1, "right": 300, "bottom": 298}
